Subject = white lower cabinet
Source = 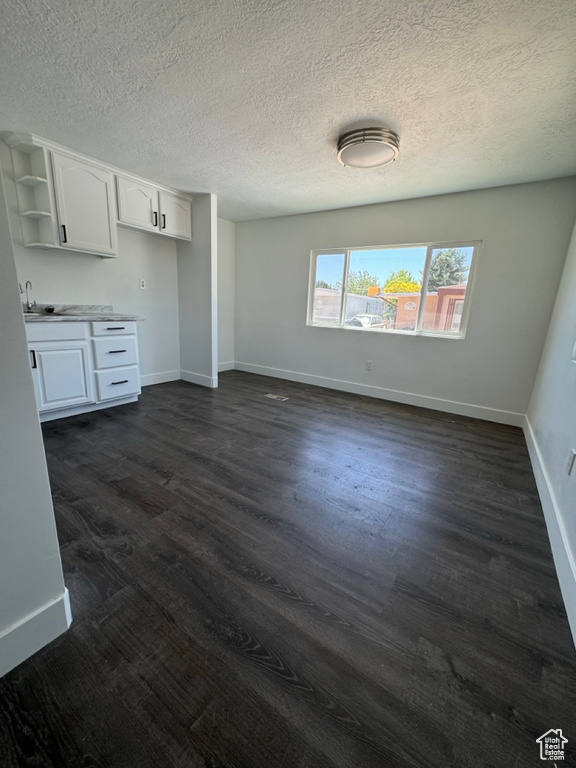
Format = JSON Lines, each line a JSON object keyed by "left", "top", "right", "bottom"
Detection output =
{"left": 31, "top": 342, "right": 94, "bottom": 412}
{"left": 26, "top": 321, "right": 141, "bottom": 421}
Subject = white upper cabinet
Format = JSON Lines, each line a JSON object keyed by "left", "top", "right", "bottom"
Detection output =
{"left": 116, "top": 177, "right": 158, "bottom": 232}
{"left": 159, "top": 191, "right": 192, "bottom": 240}
{"left": 2, "top": 133, "right": 192, "bottom": 255}
{"left": 117, "top": 177, "right": 192, "bottom": 240}
{"left": 51, "top": 151, "right": 117, "bottom": 257}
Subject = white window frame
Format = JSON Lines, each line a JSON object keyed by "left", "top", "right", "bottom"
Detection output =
{"left": 307, "top": 240, "right": 481, "bottom": 339}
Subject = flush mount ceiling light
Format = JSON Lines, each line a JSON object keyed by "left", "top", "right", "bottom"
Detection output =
{"left": 337, "top": 126, "right": 400, "bottom": 169}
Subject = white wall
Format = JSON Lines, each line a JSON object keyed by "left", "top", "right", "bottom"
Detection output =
{"left": 218, "top": 218, "right": 235, "bottom": 369}
{"left": 235, "top": 179, "right": 576, "bottom": 424}
{"left": 178, "top": 193, "right": 218, "bottom": 387}
{"left": 0, "top": 168, "right": 70, "bottom": 677}
{"left": 525, "top": 215, "right": 576, "bottom": 641}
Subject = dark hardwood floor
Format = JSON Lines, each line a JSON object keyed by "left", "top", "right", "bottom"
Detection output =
{"left": 1, "top": 371, "right": 575, "bottom": 767}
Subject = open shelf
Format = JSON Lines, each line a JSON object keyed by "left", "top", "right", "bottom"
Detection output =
{"left": 11, "top": 144, "right": 55, "bottom": 249}
{"left": 21, "top": 209, "right": 51, "bottom": 219}
{"left": 16, "top": 175, "right": 48, "bottom": 187}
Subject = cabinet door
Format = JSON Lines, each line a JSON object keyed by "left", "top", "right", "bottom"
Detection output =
{"left": 30, "top": 342, "right": 94, "bottom": 412}
{"left": 51, "top": 152, "right": 117, "bottom": 256}
{"left": 159, "top": 191, "right": 191, "bottom": 240}
{"left": 116, "top": 176, "right": 159, "bottom": 232}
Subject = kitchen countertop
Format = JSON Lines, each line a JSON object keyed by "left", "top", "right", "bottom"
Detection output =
{"left": 23, "top": 304, "right": 144, "bottom": 322}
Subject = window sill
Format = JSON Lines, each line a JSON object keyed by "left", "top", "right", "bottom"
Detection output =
{"left": 307, "top": 322, "right": 465, "bottom": 340}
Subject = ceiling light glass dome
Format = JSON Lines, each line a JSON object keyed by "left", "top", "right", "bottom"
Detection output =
{"left": 337, "top": 127, "right": 400, "bottom": 168}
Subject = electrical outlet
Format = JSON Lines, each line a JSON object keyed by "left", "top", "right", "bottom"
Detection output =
{"left": 567, "top": 449, "right": 576, "bottom": 477}
{"left": 139, "top": 278, "right": 146, "bottom": 290}
{"left": 366, "top": 360, "right": 372, "bottom": 371}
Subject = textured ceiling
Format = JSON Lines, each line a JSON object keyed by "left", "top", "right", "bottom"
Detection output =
{"left": 0, "top": 0, "right": 575, "bottom": 221}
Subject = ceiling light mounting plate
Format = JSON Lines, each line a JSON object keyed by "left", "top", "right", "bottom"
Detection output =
{"left": 337, "top": 126, "right": 400, "bottom": 169}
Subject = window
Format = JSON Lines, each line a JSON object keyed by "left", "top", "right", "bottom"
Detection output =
{"left": 308, "top": 242, "right": 478, "bottom": 337}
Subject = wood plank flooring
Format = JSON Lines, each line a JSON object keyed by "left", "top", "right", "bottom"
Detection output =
{"left": 1, "top": 371, "right": 575, "bottom": 767}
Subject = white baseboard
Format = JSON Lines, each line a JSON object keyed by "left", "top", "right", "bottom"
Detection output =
{"left": 39, "top": 396, "right": 138, "bottom": 422}
{"left": 233, "top": 361, "right": 524, "bottom": 426}
{"left": 180, "top": 369, "right": 218, "bottom": 388}
{"left": 140, "top": 370, "right": 181, "bottom": 387}
{"left": 218, "top": 361, "right": 235, "bottom": 372}
{"left": 0, "top": 589, "right": 72, "bottom": 678}
{"left": 523, "top": 417, "right": 576, "bottom": 646}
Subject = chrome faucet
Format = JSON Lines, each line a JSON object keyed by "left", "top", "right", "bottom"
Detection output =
{"left": 25, "top": 280, "right": 36, "bottom": 312}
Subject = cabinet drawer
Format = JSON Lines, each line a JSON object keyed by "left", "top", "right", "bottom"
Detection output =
{"left": 93, "top": 336, "right": 138, "bottom": 369}
{"left": 26, "top": 322, "right": 88, "bottom": 342}
{"left": 92, "top": 321, "right": 136, "bottom": 336}
{"left": 95, "top": 366, "right": 140, "bottom": 401}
